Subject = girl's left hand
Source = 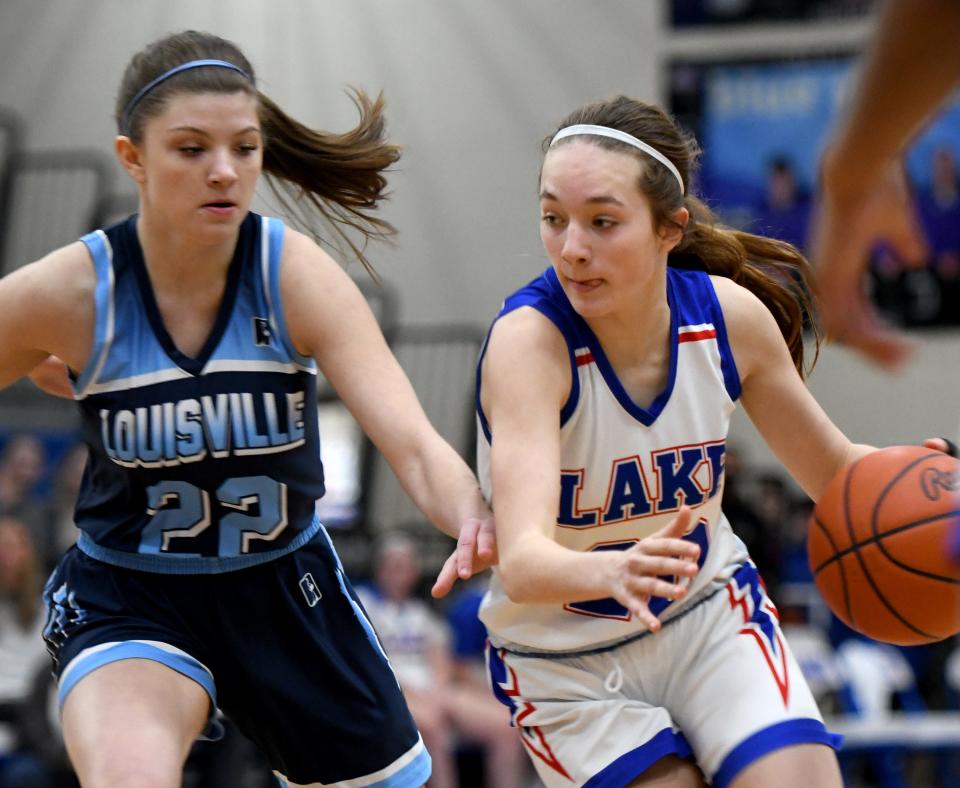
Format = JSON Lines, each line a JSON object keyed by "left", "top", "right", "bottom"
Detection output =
{"left": 431, "top": 516, "right": 498, "bottom": 598}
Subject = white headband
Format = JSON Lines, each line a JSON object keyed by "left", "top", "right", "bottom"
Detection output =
{"left": 550, "top": 124, "right": 685, "bottom": 195}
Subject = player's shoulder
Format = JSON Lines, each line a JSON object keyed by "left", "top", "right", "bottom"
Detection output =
{"left": 707, "top": 273, "right": 764, "bottom": 310}
{"left": 707, "top": 274, "right": 775, "bottom": 331}
{"left": 707, "top": 273, "right": 791, "bottom": 376}
{"left": 489, "top": 305, "right": 568, "bottom": 359}
{"left": 278, "top": 225, "right": 352, "bottom": 281}
{"left": 482, "top": 305, "right": 571, "bottom": 405}
{"left": 7, "top": 241, "right": 95, "bottom": 303}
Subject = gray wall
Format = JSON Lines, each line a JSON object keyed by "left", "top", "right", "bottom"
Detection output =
{"left": 0, "top": 0, "right": 957, "bottom": 474}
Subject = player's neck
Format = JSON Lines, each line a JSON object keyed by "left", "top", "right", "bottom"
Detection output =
{"left": 587, "top": 298, "right": 672, "bottom": 407}
{"left": 135, "top": 214, "right": 236, "bottom": 291}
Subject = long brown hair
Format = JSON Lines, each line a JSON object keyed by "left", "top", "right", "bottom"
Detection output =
{"left": 116, "top": 30, "right": 401, "bottom": 276}
{"left": 545, "top": 95, "right": 820, "bottom": 376}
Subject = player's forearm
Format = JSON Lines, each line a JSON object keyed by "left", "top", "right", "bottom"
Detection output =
{"left": 826, "top": 0, "right": 960, "bottom": 190}
{"left": 497, "top": 529, "right": 613, "bottom": 604}
{"left": 395, "top": 436, "right": 487, "bottom": 540}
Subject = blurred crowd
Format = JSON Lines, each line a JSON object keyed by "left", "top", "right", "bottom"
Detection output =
{"left": 749, "top": 147, "right": 960, "bottom": 329}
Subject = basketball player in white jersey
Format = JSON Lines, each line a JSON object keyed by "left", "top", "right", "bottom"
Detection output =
{"left": 475, "top": 95, "right": 948, "bottom": 787}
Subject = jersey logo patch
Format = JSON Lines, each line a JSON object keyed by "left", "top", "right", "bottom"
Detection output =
{"left": 253, "top": 317, "right": 272, "bottom": 346}
{"left": 299, "top": 572, "right": 322, "bottom": 607}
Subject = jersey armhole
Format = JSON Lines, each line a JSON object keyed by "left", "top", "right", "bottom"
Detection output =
{"left": 705, "top": 277, "right": 742, "bottom": 402}
{"left": 261, "top": 217, "right": 315, "bottom": 369}
{"left": 72, "top": 230, "right": 114, "bottom": 399}
{"left": 475, "top": 298, "right": 580, "bottom": 443}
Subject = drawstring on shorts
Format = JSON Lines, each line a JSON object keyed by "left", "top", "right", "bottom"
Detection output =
{"left": 604, "top": 655, "right": 624, "bottom": 693}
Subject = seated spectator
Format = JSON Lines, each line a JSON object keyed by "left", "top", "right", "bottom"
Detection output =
{"left": 357, "top": 534, "right": 527, "bottom": 788}
{"left": 0, "top": 515, "right": 60, "bottom": 787}
{"left": 443, "top": 575, "right": 530, "bottom": 788}
{"left": 753, "top": 155, "right": 811, "bottom": 252}
{"left": 39, "top": 443, "right": 87, "bottom": 573}
{"left": 917, "top": 146, "right": 960, "bottom": 322}
{"left": 0, "top": 435, "right": 47, "bottom": 550}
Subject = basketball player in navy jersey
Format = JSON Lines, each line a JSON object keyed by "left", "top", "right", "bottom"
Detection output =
{"left": 475, "top": 96, "right": 950, "bottom": 787}
{"left": 0, "top": 31, "right": 495, "bottom": 788}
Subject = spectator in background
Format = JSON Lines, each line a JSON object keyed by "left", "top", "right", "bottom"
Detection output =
{"left": 443, "top": 574, "right": 530, "bottom": 788}
{"left": 919, "top": 146, "right": 960, "bottom": 253}
{"left": 357, "top": 534, "right": 526, "bottom": 788}
{"left": 0, "top": 435, "right": 46, "bottom": 538}
{"left": 357, "top": 533, "right": 460, "bottom": 788}
{"left": 754, "top": 156, "right": 811, "bottom": 253}
{"left": 38, "top": 443, "right": 86, "bottom": 573}
{"left": 917, "top": 146, "right": 960, "bottom": 320}
{"left": 0, "top": 515, "right": 58, "bottom": 788}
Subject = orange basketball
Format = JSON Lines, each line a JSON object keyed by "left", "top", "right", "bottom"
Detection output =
{"left": 808, "top": 445, "right": 960, "bottom": 645}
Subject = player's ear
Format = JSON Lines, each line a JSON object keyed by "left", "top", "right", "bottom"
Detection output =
{"left": 658, "top": 206, "right": 688, "bottom": 252}
{"left": 115, "top": 135, "right": 146, "bottom": 184}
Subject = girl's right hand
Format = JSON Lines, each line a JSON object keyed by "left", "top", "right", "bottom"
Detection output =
{"left": 607, "top": 506, "right": 701, "bottom": 632}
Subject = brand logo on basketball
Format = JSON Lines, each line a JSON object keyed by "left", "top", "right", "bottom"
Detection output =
{"left": 919, "top": 468, "right": 959, "bottom": 501}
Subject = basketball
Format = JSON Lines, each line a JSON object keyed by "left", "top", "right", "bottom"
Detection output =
{"left": 808, "top": 445, "right": 960, "bottom": 646}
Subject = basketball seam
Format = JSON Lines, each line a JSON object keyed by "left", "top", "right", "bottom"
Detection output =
{"left": 851, "top": 452, "right": 940, "bottom": 640}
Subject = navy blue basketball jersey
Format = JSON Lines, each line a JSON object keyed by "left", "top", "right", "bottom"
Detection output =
{"left": 71, "top": 213, "right": 325, "bottom": 573}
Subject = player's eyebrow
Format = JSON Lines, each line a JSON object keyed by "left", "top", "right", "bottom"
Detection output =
{"left": 540, "top": 189, "right": 625, "bottom": 207}
{"left": 167, "top": 125, "right": 261, "bottom": 136}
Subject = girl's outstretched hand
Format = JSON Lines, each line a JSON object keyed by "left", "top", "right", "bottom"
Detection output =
{"left": 608, "top": 506, "right": 701, "bottom": 633}
{"left": 431, "top": 516, "right": 498, "bottom": 598}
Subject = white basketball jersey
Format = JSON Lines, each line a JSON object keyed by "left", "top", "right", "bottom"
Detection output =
{"left": 477, "top": 267, "right": 750, "bottom": 653}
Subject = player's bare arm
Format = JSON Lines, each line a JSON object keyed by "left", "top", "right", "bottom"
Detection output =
{"left": 482, "top": 307, "right": 698, "bottom": 624}
{"left": 712, "top": 275, "right": 873, "bottom": 501}
{"left": 280, "top": 228, "right": 493, "bottom": 561}
{"left": 0, "top": 242, "right": 94, "bottom": 389}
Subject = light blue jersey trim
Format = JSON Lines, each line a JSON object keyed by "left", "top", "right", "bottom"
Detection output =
{"left": 58, "top": 640, "right": 216, "bottom": 710}
{"left": 262, "top": 217, "right": 313, "bottom": 369}
{"left": 318, "top": 526, "right": 392, "bottom": 663}
{"left": 76, "top": 515, "right": 324, "bottom": 574}
{"left": 369, "top": 743, "right": 431, "bottom": 788}
{"left": 74, "top": 229, "right": 116, "bottom": 398}
{"left": 273, "top": 732, "right": 430, "bottom": 787}
{"left": 320, "top": 736, "right": 431, "bottom": 788}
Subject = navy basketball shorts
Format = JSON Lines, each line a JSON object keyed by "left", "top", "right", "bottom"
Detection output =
{"left": 486, "top": 562, "right": 841, "bottom": 788}
{"left": 42, "top": 529, "right": 431, "bottom": 787}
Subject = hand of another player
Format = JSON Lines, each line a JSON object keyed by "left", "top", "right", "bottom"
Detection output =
{"left": 608, "top": 506, "right": 701, "bottom": 633}
{"left": 809, "top": 160, "right": 928, "bottom": 370}
{"left": 431, "top": 516, "right": 498, "bottom": 598}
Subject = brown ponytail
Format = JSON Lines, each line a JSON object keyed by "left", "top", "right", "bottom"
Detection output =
{"left": 117, "top": 30, "right": 400, "bottom": 276}
{"left": 669, "top": 197, "right": 820, "bottom": 377}
{"left": 258, "top": 89, "right": 400, "bottom": 280}
{"left": 547, "top": 95, "right": 821, "bottom": 377}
